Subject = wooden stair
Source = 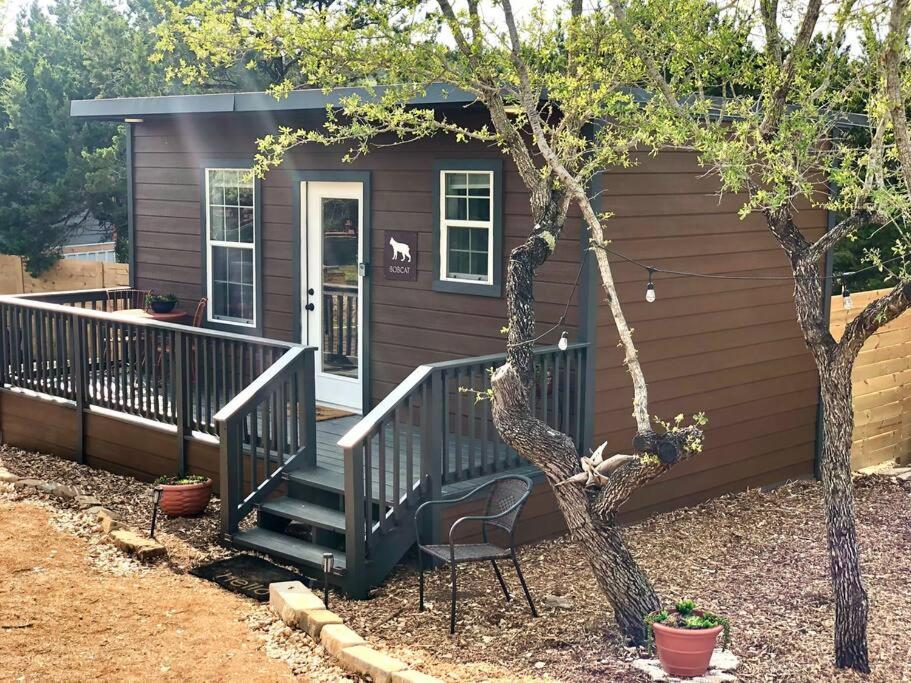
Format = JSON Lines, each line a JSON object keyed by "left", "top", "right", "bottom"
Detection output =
{"left": 228, "top": 463, "right": 416, "bottom": 594}
{"left": 232, "top": 527, "right": 348, "bottom": 573}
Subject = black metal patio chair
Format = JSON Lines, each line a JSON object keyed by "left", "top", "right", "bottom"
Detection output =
{"left": 414, "top": 474, "right": 539, "bottom": 634}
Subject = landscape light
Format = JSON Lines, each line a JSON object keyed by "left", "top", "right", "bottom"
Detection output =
{"left": 322, "top": 552, "right": 334, "bottom": 607}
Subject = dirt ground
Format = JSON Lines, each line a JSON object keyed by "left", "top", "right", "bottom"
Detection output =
{"left": 4, "top": 445, "right": 911, "bottom": 682}
{"left": 0, "top": 499, "right": 296, "bottom": 682}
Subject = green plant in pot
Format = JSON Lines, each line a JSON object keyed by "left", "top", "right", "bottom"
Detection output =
{"left": 154, "top": 474, "right": 212, "bottom": 516}
{"left": 146, "top": 293, "right": 179, "bottom": 314}
{"left": 645, "top": 599, "right": 731, "bottom": 677}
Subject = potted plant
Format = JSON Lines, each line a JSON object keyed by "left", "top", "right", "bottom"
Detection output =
{"left": 146, "top": 293, "right": 179, "bottom": 314}
{"left": 154, "top": 474, "right": 212, "bottom": 516}
{"left": 646, "top": 599, "right": 730, "bottom": 677}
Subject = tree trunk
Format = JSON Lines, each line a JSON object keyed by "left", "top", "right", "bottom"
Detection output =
{"left": 787, "top": 248, "right": 871, "bottom": 673}
{"left": 492, "top": 342, "right": 660, "bottom": 644}
{"left": 487, "top": 192, "right": 713, "bottom": 644}
{"left": 817, "top": 354, "right": 870, "bottom": 672}
{"left": 573, "top": 503, "right": 660, "bottom": 641}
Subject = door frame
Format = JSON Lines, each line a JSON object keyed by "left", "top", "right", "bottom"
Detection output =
{"left": 292, "top": 171, "right": 372, "bottom": 413}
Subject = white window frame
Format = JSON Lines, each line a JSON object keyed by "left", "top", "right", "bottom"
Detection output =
{"left": 438, "top": 169, "right": 495, "bottom": 286}
{"left": 205, "top": 167, "right": 257, "bottom": 328}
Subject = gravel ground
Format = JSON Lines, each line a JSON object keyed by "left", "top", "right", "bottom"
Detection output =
{"left": 4, "top": 444, "right": 910, "bottom": 682}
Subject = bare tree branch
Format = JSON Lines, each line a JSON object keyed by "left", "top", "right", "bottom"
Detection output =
{"left": 840, "top": 280, "right": 911, "bottom": 359}
{"left": 884, "top": 0, "right": 911, "bottom": 195}
{"left": 807, "top": 210, "right": 873, "bottom": 262}
{"left": 501, "top": 0, "right": 652, "bottom": 432}
{"left": 759, "top": 0, "right": 823, "bottom": 138}
{"left": 760, "top": 0, "right": 782, "bottom": 65}
{"left": 606, "top": 0, "right": 684, "bottom": 115}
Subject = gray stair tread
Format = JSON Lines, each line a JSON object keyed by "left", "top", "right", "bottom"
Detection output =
{"left": 232, "top": 527, "right": 347, "bottom": 573}
{"left": 260, "top": 497, "right": 346, "bottom": 532}
{"left": 287, "top": 465, "right": 416, "bottom": 505}
{"left": 286, "top": 466, "right": 345, "bottom": 493}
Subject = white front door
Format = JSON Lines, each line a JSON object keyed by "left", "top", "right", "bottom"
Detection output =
{"left": 302, "top": 181, "right": 364, "bottom": 413}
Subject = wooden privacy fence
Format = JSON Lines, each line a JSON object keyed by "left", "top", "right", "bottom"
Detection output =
{"left": 830, "top": 287, "right": 911, "bottom": 468}
{"left": 0, "top": 254, "right": 128, "bottom": 294}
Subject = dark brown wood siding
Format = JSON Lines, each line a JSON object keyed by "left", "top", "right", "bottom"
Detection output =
{"left": 592, "top": 150, "right": 824, "bottom": 520}
{"left": 130, "top": 113, "right": 823, "bottom": 524}
{"left": 131, "top": 113, "right": 583, "bottom": 407}
{"left": 0, "top": 391, "right": 220, "bottom": 487}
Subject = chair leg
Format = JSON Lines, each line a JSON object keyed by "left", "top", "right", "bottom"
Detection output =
{"left": 418, "top": 551, "right": 425, "bottom": 612}
{"left": 491, "top": 560, "right": 511, "bottom": 602}
{"left": 511, "top": 552, "right": 538, "bottom": 618}
{"left": 450, "top": 561, "right": 457, "bottom": 634}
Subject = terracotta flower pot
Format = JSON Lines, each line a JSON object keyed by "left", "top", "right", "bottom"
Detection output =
{"left": 157, "top": 478, "right": 212, "bottom": 516}
{"left": 653, "top": 620, "right": 723, "bottom": 677}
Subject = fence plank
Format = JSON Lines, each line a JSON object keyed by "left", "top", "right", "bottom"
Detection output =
{"left": 832, "top": 287, "right": 911, "bottom": 467}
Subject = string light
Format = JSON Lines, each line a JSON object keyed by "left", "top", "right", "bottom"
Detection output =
{"left": 598, "top": 244, "right": 904, "bottom": 284}
{"left": 506, "top": 242, "right": 899, "bottom": 351}
{"left": 645, "top": 268, "right": 656, "bottom": 302}
{"left": 842, "top": 283, "right": 853, "bottom": 311}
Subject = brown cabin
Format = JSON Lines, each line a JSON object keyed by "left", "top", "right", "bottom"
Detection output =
{"left": 0, "top": 87, "right": 824, "bottom": 595}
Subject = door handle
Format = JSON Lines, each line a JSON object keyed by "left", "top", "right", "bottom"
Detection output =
{"left": 305, "top": 303, "right": 315, "bottom": 311}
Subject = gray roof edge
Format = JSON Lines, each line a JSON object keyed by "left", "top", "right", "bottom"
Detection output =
{"left": 70, "top": 83, "right": 867, "bottom": 129}
{"left": 70, "top": 93, "right": 236, "bottom": 119}
{"left": 70, "top": 84, "right": 479, "bottom": 120}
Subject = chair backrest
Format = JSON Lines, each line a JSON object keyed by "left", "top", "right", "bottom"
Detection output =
{"left": 106, "top": 288, "right": 150, "bottom": 312}
{"left": 191, "top": 298, "right": 208, "bottom": 327}
{"left": 482, "top": 475, "right": 533, "bottom": 535}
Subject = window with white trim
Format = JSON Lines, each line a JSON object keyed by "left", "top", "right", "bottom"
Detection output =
{"left": 439, "top": 170, "right": 494, "bottom": 283}
{"left": 206, "top": 168, "right": 256, "bottom": 326}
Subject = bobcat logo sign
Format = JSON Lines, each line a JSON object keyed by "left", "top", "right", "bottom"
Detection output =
{"left": 383, "top": 231, "right": 418, "bottom": 281}
{"left": 389, "top": 236, "right": 412, "bottom": 262}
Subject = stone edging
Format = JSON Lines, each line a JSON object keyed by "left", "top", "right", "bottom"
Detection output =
{"left": 270, "top": 581, "right": 441, "bottom": 683}
{"left": 0, "top": 469, "right": 168, "bottom": 562}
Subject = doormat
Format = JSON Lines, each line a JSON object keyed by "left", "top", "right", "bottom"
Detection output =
{"left": 316, "top": 405, "right": 354, "bottom": 422}
{"left": 191, "top": 555, "right": 309, "bottom": 602}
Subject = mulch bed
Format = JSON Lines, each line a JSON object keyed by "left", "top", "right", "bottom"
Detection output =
{"left": 332, "top": 475, "right": 911, "bottom": 682}
{"left": 4, "top": 443, "right": 910, "bottom": 682}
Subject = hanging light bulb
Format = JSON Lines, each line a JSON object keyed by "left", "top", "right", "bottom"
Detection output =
{"left": 645, "top": 268, "right": 656, "bottom": 303}
{"left": 558, "top": 330, "right": 569, "bottom": 351}
{"left": 842, "top": 283, "right": 853, "bottom": 311}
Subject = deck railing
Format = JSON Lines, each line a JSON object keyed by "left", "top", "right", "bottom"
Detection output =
{"left": 323, "top": 284, "right": 358, "bottom": 364}
{"left": 0, "top": 288, "right": 296, "bottom": 470}
{"left": 337, "top": 342, "right": 588, "bottom": 585}
{"left": 214, "top": 345, "right": 317, "bottom": 534}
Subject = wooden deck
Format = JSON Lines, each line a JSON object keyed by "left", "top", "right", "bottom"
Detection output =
{"left": 312, "top": 415, "right": 538, "bottom": 501}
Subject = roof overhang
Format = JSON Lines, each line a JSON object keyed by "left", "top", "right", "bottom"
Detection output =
{"left": 70, "top": 84, "right": 480, "bottom": 121}
{"left": 71, "top": 83, "right": 867, "bottom": 130}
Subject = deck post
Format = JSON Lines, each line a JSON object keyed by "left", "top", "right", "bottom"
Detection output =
{"left": 423, "top": 370, "right": 444, "bottom": 547}
{"left": 173, "top": 330, "right": 187, "bottom": 475}
{"left": 71, "top": 316, "right": 86, "bottom": 464}
{"left": 301, "top": 348, "right": 317, "bottom": 468}
{"left": 0, "top": 304, "right": 6, "bottom": 388}
{"left": 218, "top": 416, "right": 241, "bottom": 536}
{"left": 343, "top": 443, "right": 368, "bottom": 597}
